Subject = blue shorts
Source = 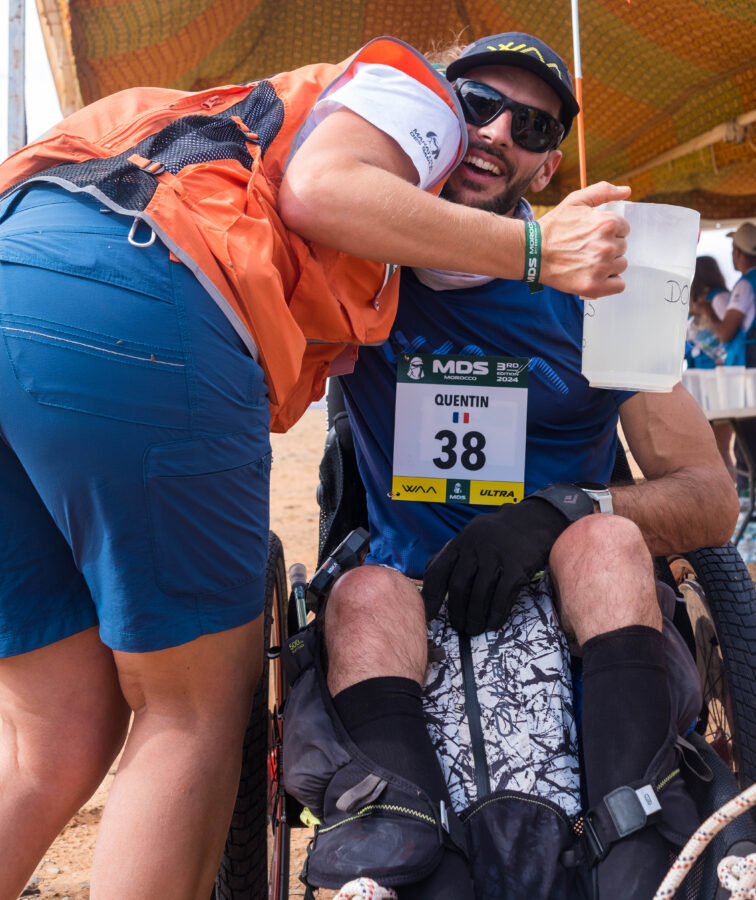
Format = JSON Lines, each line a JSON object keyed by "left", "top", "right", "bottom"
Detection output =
{"left": 0, "top": 186, "right": 271, "bottom": 655}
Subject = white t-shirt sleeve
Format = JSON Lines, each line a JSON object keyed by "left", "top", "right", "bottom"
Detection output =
{"left": 711, "top": 289, "right": 730, "bottom": 320}
{"left": 292, "top": 63, "right": 461, "bottom": 190}
{"left": 728, "top": 276, "right": 756, "bottom": 332}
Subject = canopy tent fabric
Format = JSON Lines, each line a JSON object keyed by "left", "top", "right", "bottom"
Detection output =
{"left": 35, "top": 0, "right": 756, "bottom": 219}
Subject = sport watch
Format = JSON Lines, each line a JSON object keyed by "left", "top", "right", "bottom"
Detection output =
{"left": 529, "top": 482, "right": 596, "bottom": 522}
{"left": 575, "top": 482, "right": 614, "bottom": 514}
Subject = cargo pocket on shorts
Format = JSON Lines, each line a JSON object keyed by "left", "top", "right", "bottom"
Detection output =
{"left": 145, "top": 431, "right": 271, "bottom": 597}
{"left": 1, "top": 312, "right": 190, "bottom": 428}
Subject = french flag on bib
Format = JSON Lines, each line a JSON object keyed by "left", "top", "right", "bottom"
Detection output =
{"left": 453, "top": 412, "right": 470, "bottom": 424}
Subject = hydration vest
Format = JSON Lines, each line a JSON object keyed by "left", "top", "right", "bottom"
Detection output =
{"left": 0, "top": 37, "right": 464, "bottom": 432}
{"left": 739, "top": 269, "right": 756, "bottom": 369}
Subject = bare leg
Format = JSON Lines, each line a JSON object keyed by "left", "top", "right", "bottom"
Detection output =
{"left": 0, "top": 627, "right": 129, "bottom": 900}
{"left": 550, "top": 515, "right": 675, "bottom": 899}
{"left": 325, "top": 565, "right": 428, "bottom": 694}
{"left": 324, "top": 565, "right": 474, "bottom": 899}
{"left": 90, "top": 616, "right": 263, "bottom": 900}
{"left": 549, "top": 513, "right": 661, "bottom": 643}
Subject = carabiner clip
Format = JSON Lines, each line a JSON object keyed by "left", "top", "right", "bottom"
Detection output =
{"left": 127, "top": 217, "right": 156, "bottom": 248}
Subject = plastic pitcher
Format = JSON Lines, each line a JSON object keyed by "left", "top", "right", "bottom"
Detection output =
{"left": 582, "top": 202, "right": 701, "bottom": 391}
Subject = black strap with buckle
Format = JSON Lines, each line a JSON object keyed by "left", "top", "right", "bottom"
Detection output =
{"left": 564, "top": 782, "right": 662, "bottom": 868}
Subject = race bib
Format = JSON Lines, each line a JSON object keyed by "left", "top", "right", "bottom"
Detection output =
{"left": 391, "top": 353, "right": 528, "bottom": 505}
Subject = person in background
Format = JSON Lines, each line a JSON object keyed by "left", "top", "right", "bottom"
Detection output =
{"left": 686, "top": 255, "right": 736, "bottom": 475}
{"left": 696, "top": 230, "right": 755, "bottom": 361}
{"left": 716, "top": 223, "right": 756, "bottom": 495}
{"left": 687, "top": 255, "right": 733, "bottom": 369}
{"left": 729, "top": 222, "right": 756, "bottom": 364}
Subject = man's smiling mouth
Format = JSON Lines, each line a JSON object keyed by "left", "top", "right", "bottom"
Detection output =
{"left": 462, "top": 153, "right": 504, "bottom": 176}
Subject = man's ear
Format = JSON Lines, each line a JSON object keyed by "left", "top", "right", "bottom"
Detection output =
{"left": 529, "top": 149, "right": 562, "bottom": 194}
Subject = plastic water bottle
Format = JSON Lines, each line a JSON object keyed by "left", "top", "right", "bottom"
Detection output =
{"left": 692, "top": 327, "right": 727, "bottom": 364}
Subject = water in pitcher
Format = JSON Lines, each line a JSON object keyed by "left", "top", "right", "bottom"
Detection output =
{"left": 582, "top": 264, "right": 691, "bottom": 392}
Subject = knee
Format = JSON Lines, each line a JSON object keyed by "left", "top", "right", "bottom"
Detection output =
{"left": 324, "top": 565, "right": 428, "bottom": 692}
{"left": 550, "top": 514, "right": 650, "bottom": 579}
{"left": 325, "top": 565, "right": 425, "bottom": 638}
{"left": 549, "top": 515, "right": 660, "bottom": 644}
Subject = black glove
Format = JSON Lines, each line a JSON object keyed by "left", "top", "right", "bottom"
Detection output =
{"left": 422, "top": 484, "right": 595, "bottom": 635}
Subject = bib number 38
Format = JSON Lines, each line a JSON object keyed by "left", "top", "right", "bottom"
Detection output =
{"left": 391, "top": 352, "right": 528, "bottom": 505}
{"left": 433, "top": 429, "right": 487, "bottom": 471}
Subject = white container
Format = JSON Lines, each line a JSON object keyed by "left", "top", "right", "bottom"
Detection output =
{"left": 682, "top": 369, "right": 704, "bottom": 407}
{"left": 745, "top": 369, "right": 756, "bottom": 408}
{"left": 699, "top": 369, "right": 720, "bottom": 413}
{"left": 582, "top": 201, "right": 701, "bottom": 392}
{"left": 716, "top": 365, "right": 745, "bottom": 411}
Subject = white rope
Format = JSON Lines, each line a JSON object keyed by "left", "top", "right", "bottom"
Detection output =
{"left": 654, "top": 781, "right": 756, "bottom": 898}
{"left": 717, "top": 853, "right": 756, "bottom": 898}
{"left": 334, "top": 877, "right": 399, "bottom": 900}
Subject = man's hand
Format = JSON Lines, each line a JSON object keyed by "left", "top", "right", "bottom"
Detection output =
{"left": 422, "top": 497, "right": 576, "bottom": 635}
{"left": 539, "top": 182, "right": 631, "bottom": 299}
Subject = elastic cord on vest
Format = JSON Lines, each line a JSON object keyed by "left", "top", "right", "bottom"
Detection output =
{"left": 523, "top": 220, "right": 544, "bottom": 294}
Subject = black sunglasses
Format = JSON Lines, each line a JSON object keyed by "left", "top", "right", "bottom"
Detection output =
{"left": 454, "top": 79, "right": 565, "bottom": 153}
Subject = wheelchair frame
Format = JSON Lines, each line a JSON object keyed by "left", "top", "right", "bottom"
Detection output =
{"left": 212, "top": 532, "right": 289, "bottom": 900}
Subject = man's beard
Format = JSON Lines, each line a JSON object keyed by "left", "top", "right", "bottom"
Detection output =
{"left": 441, "top": 148, "right": 542, "bottom": 216}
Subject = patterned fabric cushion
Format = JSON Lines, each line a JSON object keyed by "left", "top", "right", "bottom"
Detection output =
{"left": 424, "top": 573, "right": 581, "bottom": 817}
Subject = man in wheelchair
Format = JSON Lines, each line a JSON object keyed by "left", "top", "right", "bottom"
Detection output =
{"left": 283, "top": 33, "right": 740, "bottom": 900}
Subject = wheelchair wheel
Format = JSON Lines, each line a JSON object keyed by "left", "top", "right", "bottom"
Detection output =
{"left": 684, "top": 544, "right": 756, "bottom": 788}
{"left": 680, "top": 576, "right": 736, "bottom": 768}
{"left": 213, "top": 532, "right": 289, "bottom": 900}
{"left": 267, "top": 538, "right": 290, "bottom": 900}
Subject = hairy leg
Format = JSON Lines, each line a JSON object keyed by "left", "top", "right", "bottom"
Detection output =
{"left": 324, "top": 565, "right": 474, "bottom": 899}
{"left": 550, "top": 515, "right": 674, "bottom": 899}
{"left": 90, "top": 616, "right": 263, "bottom": 900}
{"left": 0, "top": 627, "right": 129, "bottom": 900}
{"left": 325, "top": 565, "right": 428, "bottom": 693}
{"left": 549, "top": 513, "right": 661, "bottom": 643}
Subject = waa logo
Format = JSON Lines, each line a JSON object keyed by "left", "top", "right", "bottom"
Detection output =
{"left": 401, "top": 484, "right": 438, "bottom": 494}
{"left": 432, "top": 359, "right": 489, "bottom": 376}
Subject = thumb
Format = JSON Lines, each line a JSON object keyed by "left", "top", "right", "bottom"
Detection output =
{"left": 568, "top": 181, "right": 631, "bottom": 209}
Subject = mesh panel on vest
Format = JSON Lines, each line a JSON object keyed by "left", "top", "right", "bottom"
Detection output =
{"left": 1, "top": 81, "right": 285, "bottom": 212}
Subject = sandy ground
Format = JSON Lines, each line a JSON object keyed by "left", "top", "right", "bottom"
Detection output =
{"left": 18, "top": 408, "right": 329, "bottom": 900}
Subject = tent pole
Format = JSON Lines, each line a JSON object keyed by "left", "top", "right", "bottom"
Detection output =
{"left": 570, "top": 0, "right": 587, "bottom": 189}
{"left": 8, "top": 0, "right": 27, "bottom": 155}
{"left": 618, "top": 108, "right": 756, "bottom": 182}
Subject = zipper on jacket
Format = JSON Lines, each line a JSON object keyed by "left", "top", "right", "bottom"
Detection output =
{"left": 458, "top": 632, "right": 491, "bottom": 799}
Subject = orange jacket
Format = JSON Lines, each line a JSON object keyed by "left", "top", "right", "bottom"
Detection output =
{"left": 0, "top": 37, "right": 464, "bottom": 431}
